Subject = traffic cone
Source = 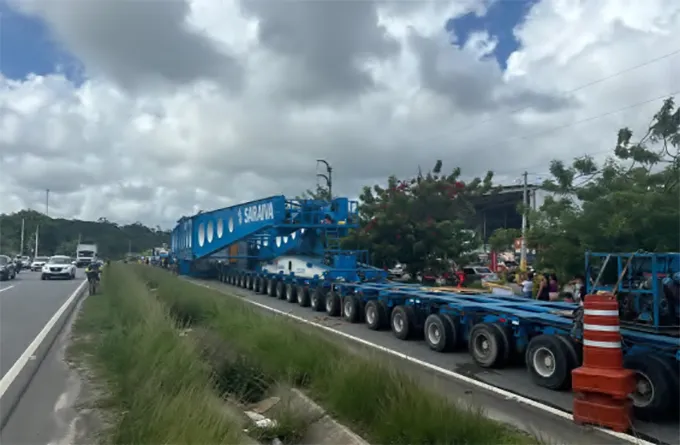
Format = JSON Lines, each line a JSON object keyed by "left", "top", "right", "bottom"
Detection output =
{"left": 571, "top": 292, "right": 635, "bottom": 433}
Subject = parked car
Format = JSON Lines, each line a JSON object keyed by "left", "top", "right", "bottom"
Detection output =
{"left": 388, "top": 263, "right": 406, "bottom": 280}
{"left": 41, "top": 255, "right": 77, "bottom": 280}
{"left": 31, "top": 256, "right": 50, "bottom": 271}
{"left": 0, "top": 255, "right": 17, "bottom": 281}
{"left": 462, "top": 265, "right": 500, "bottom": 284}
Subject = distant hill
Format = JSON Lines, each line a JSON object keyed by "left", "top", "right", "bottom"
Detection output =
{"left": 0, "top": 210, "right": 170, "bottom": 259}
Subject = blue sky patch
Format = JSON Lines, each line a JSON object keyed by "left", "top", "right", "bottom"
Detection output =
{"left": 0, "top": 0, "right": 83, "bottom": 83}
{"left": 446, "top": 0, "right": 539, "bottom": 69}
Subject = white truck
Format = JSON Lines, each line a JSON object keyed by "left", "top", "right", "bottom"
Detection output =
{"left": 76, "top": 243, "right": 98, "bottom": 268}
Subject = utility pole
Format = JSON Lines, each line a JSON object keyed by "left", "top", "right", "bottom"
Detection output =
{"left": 45, "top": 189, "right": 50, "bottom": 216}
{"left": 520, "top": 171, "right": 528, "bottom": 271}
{"left": 35, "top": 225, "right": 40, "bottom": 257}
{"left": 20, "top": 218, "right": 25, "bottom": 256}
{"left": 316, "top": 159, "right": 333, "bottom": 200}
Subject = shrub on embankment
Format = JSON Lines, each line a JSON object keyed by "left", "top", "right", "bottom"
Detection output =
{"left": 69, "top": 263, "right": 241, "bottom": 444}
{"left": 132, "top": 264, "right": 535, "bottom": 445}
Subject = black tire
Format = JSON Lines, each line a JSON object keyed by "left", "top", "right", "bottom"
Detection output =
{"left": 267, "top": 279, "right": 277, "bottom": 297}
{"left": 298, "top": 285, "right": 310, "bottom": 307}
{"left": 286, "top": 283, "right": 298, "bottom": 303}
{"left": 253, "top": 277, "right": 261, "bottom": 292}
{"left": 555, "top": 334, "right": 582, "bottom": 373}
{"left": 364, "top": 300, "right": 387, "bottom": 330}
{"left": 624, "top": 353, "right": 679, "bottom": 420}
{"left": 440, "top": 313, "right": 461, "bottom": 351}
{"left": 311, "top": 287, "right": 326, "bottom": 311}
{"left": 525, "top": 334, "right": 572, "bottom": 390}
{"left": 325, "top": 291, "right": 341, "bottom": 316}
{"left": 469, "top": 323, "right": 506, "bottom": 368}
{"left": 490, "top": 323, "right": 514, "bottom": 366}
{"left": 247, "top": 276, "right": 254, "bottom": 290}
{"left": 391, "top": 305, "right": 415, "bottom": 340}
{"left": 342, "top": 295, "right": 361, "bottom": 323}
{"left": 260, "top": 278, "right": 270, "bottom": 294}
{"left": 276, "top": 281, "right": 286, "bottom": 299}
{"left": 424, "top": 313, "right": 455, "bottom": 352}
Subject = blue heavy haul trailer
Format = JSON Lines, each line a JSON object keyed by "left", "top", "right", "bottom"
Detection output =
{"left": 171, "top": 196, "right": 680, "bottom": 421}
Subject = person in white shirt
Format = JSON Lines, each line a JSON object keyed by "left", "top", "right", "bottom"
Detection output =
{"left": 521, "top": 272, "right": 534, "bottom": 298}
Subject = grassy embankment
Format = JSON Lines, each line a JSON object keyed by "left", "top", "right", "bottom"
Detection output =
{"left": 69, "top": 262, "right": 537, "bottom": 444}
{"left": 132, "top": 264, "right": 535, "bottom": 445}
{"left": 68, "top": 264, "right": 243, "bottom": 444}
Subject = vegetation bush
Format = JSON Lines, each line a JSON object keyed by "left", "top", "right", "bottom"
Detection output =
{"left": 134, "top": 265, "right": 534, "bottom": 445}
{"left": 69, "top": 263, "right": 240, "bottom": 444}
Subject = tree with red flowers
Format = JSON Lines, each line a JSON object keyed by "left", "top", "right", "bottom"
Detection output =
{"left": 343, "top": 160, "right": 495, "bottom": 276}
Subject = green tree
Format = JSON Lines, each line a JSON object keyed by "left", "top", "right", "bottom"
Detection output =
{"left": 297, "top": 184, "right": 332, "bottom": 201}
{"left": 527, "top": 97, "right": 680, "bottom": 279}
{"left": 0, "top": 210, "right": 170, "bottom": 259}
{"left": 488, "top": 228, "right": 521, "bottom": 253}
{"left": 343, "top": 160, "right": 494, "bottom": 276}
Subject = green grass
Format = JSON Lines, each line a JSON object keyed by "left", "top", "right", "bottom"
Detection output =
{"left": 69, "top": 263, "right": 242, "bottom": 445}
{"left": 133, "top": 265, "right": 536, "bottom": 445}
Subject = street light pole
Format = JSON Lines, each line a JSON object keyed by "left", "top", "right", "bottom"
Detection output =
{"left": 520, "top": 171, "right": 528, "bottom": 271}
{"left": 316, "top": 159, "right": 333, "bottom": 200}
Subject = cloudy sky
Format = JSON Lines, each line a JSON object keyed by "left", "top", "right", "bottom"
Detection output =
{"left": 1, "top": 0, "right": 678, "bottom": 228}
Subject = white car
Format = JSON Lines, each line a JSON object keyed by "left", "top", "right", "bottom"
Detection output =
{"left": 41, "top": 255, "right": 77, "bottom": 280}
{"left": 31, "top": 256, "right": 50, "bottom": 271}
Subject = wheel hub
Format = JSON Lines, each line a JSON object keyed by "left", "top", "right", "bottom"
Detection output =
{"left": 532, "top": 347, "right": 556, "bottom": 378}
{"left": 427, "top": 324, "right": 441, "bottom": 344}
{"left": 394, "top": 314, "right": 403, "bottom": 331}
{"left": 366, "top": 307, "right": 375, "bottom": 323}
{"left": 631, "top": 371, "right": 655, "bottom": 407}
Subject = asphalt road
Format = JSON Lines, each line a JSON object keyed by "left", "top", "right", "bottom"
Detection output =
{"left": 192, "top": 277, "right": 679, "bottom": 445}
{"left": 0, "top": 271, "right": 84, "bottom": 382}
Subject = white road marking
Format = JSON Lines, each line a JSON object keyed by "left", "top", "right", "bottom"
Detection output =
{"left": 0, "top": 285, "right": 15, "bottom": 293}
{"left": 0, "top": 280, "right": 88, "bottom": 399}
{"left": 190, "top": 280, "right": 656, "bottom": 445}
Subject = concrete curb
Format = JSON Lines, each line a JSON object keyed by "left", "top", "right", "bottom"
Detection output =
{"left": 0, "top": 279, "right": 88, "bottom": 431}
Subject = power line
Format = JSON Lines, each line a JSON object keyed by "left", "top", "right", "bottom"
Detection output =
{"left": 466, "top": 89, "right": 680, "bottom": 181}
{"left": 448, "top": 48, "right": 680, "bottom": 137}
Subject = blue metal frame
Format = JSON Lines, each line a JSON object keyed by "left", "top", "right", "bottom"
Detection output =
{"left": 585, "top": 251, "right": 680, "bottom": 331}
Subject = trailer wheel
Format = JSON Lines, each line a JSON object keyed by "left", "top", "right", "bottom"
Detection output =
{"left": 365, "top": 300, "right": 387, "bottom": 330}
{"left": 424, "top": 314, "right": 454, "bottom": 352}
{"left": 342, "top": 295, "right": 361, "bottom": 323}
{"left": 297, "top": 285, "right": 310, "bottom": 307}
{"left": 259, "top": 278, "right": 268, "bottom": 294}
{"left": 525, "top": 335, "right": 572, "bottom": 390}
{"left": 555, "top": 334, "right": 581, "bottom": 374}
{"left": 229, "top": 274, "right": 236, "bottom": 285}
{"left": 286, "top": 284, "right": 298, "bottom": 303}
{"left": 267, "top": 279, "right": 277, "bottom": 297}
{"left": 491, "top": 323, "right": 514, "bottom": 366}
{"left": 276, "top": 281, "right": 286, "bottom": 299}
{"left": 440, "top": 314, "right": 461, "bottom": 351}
{"left": 469, "top": 323, "right": 506, "bottom": 368}
{"left": 311, "top": 288, "right": 326, "bottom": 311}
{"left": 325, "top": 291, "right": 341, "bottom": 316}
{"left": 624, "top": 353, "right": 678, "bottom": 420}
{"left": 391, "top": 305, "right": 415, "bottom": 340}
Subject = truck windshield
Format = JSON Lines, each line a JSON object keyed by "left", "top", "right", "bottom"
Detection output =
{"left": 78, "top": 251, "right": 95, "bottom": 257}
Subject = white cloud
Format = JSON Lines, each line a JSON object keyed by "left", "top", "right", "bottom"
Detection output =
{"left": 1, "top": 0, "right": 679, "bottom": 228}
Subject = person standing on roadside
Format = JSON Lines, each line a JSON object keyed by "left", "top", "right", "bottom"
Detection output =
{"left": 536, "top": 274, "right": 550, "bottom": 301}
{"left": 521, "top": 272, "right": 534, "bottom": 298}
{"left": 548, "top": 273, "right": 560, "bottom": 301}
